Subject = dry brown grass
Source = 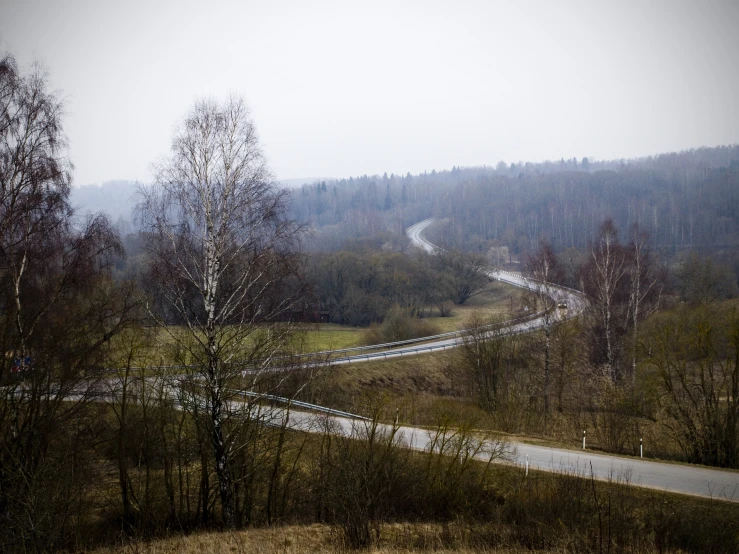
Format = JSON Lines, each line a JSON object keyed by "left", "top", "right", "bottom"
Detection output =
{"left": 308, "top": 336, "right": 684, "bottom": 458}
{"left": 329, "top": 350, "right": 459, "bottom": 396}
{"left": 89, "top": 523, "right": 582, "bottom": 553}
{"left": 308, "top": 348, "right": 475, "bottom": 421}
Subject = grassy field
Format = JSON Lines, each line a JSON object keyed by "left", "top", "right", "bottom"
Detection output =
{"left": 292, "top": 323, "right": 366, "bottom": 351}
{"left": 85, "top": 523, "right": 608, "bottom": 553}
{"left": 417, "top": 280, "right": 524, "bottom": 334}
{"left": 293, "top": 279, "right": 523, "bottom": 352}
{"left": 105, "top": 281, "right": 522, "bottom": 369}
{"left": 88, "top": 470, "right": 739, "bottom": 554}
{"left": 300, "top": 343, "right": 678, "bottom": 459}
{"left": 304, "top": 347, "right": 491, "bottom": 431}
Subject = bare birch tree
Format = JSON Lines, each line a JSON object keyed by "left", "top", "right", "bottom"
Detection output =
{"left": 625, "top": 224, "right": 662, "bottom": 385}
{"left": 524, "top": 240, "right": 564, "bottom": 413}
{"left": 137, "top": 96, "right": 304, "bottom": 527}
{"left": 581, "top": 219, "right": 627, "bottom": 382}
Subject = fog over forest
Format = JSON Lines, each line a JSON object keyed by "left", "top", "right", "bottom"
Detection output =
{"left": 76, "top": 144, "right": 739, "bottom": 256}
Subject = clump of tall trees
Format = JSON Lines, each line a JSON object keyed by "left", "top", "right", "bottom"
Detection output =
{"left": 308, "top": 248, "right": 489, "bottom": 326}
{"left": 579, "top": 219, "right": 663, "bottom": 384}
{"left": 0, "top": 53, "right": 135, "bottom": 551}
{"left": 458, "top": 216, "right": 739, "bottom": 469}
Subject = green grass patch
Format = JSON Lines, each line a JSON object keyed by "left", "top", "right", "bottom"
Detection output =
{"left": 293, "top": 323, "right": 366, "bottom": 351}
{"left": 420, "top": 280, "right": 524, "bottom": 333}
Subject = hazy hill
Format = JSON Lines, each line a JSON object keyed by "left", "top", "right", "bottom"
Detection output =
{"left": 291, "top": 145, "right": 739, "bottom": 255}
{"left": 70, "top": 180, "right": 139, "bottom": 226}
{"left": 70, "top": 178, "right": 329, "bottom": 231}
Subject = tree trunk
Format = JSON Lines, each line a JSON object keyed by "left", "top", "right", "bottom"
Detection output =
{"left": 266, "top": 417, "right": 288, "bottom": 526}
{"left": 198, "top": 440, "right": 210, "bottom": 526}
{"left": 544, "top": 323, "right": 550, "bottom": 413}
{"left": 209, "top": 380, "right": 236, "bottom": 528}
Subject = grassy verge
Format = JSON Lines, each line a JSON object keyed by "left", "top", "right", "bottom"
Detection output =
{"left": 89, "top": 462, "right": 739, "bottom": 554}
{"left": 294, "top": 323, "right": 366, "bottom": 351}
{"left": 418, "top": 280, "right": 523, "bottom": 334}
{"left": 86, "top": 523, "right": 579, "bottom": 553}
{"left": 302, "top": 346, "right": 738, "bottom": 466}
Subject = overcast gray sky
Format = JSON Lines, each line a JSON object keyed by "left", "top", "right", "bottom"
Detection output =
{"left": 1, "top": 0, "right": 738, "bottom": 186}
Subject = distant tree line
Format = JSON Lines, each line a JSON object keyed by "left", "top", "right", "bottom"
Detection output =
{"left": 291, "top": 146, "right": 739, "bottom": 260}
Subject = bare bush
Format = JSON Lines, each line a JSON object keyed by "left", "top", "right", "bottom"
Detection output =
{"left": 363, "top": 305, "right": 441, "bottom": 344}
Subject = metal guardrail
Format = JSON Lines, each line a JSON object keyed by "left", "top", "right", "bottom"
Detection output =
{"left": 492, "top": 269, "right": 584, "bottom": 297}
{"left": 95, "top": 273, "right": 571, "bottom": 375}
{"left": 326, "top": 321, "right": 542, "bottom": 364}
{"left": 303, "top": 309, "right": 544, "bottom": 357}
{"left": 236, "top": 390, "right": 370, "bottom": 420}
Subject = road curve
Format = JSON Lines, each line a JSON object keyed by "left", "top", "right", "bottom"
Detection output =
{"left": 406, "top": 218, "right": 438, "bottom": 253}
{"left": 76, "top": 381, "right": 739, "bottom": 502}
{"left": 293, "top": 219, "right": 588, "bottom": 365}
{"left": 277, "top": 407, "right": 739, "bottom": 502}
{"left": 393, "top": 217, "right": 739, "bottom": 501}
{"left": 406, "top": 218, "right": 585, "bottom": 318}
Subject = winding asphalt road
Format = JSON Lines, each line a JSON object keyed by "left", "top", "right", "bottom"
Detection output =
{"left": 316, "top": 219, "right": 587, "bottom": 366}
{"left": 249, "top": 405, "right": 739, "bottom": 503}
{"left": 391, "top": 217, "right": 739, "bottom": 501}
{"left": 405, "top": 218, "right": 438, "bottom": 253}
{"left": 73, "top": 218, "right": 739, "bottom": 503}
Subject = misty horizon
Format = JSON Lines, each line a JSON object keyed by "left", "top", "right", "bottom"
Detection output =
{"left": 2, "top": 0, "right": 738, "bottom": 187}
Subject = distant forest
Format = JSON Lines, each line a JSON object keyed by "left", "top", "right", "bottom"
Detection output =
{"left": 291, "top": 145, "right": 739, "bottom": 258}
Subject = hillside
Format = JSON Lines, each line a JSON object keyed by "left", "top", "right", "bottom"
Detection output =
{"left": 291, "top": 146, "right": 739, "bottom": 258}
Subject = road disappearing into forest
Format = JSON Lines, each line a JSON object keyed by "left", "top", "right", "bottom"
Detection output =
{"left": 284, "top": 218, "right": 587, "bottom": 367}
{"left": 405, "top": 217, "right": 586, "bottom": 321}
{"left": 405, "top": 218, "right": 438, "bottom": 253}
{"left": 393, "top": 217, "right": 739, "bottom": 501}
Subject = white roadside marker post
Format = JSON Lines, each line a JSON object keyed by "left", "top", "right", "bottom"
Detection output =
{"left": 525, "top": 454, "right": 529, "bottom": 477}
{"left": 583, "top": 430, "right": 586, "bottom": 450}
{"left": 640, "top": 437, "right": 643, "bottom": 458}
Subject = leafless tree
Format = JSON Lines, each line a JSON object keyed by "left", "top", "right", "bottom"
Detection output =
{"left": 524, "top": 240, "right": 565, "bottom": 413}
{"left": 581, "top": 219, "right": 627, "bottom": 381}
{"left": 625, "top": 224, "right": 662, "bottom": 385}
{"left": 0, "top": 52, "right": 131, "bottom": 551}
{"left": 434, "top": 249, "right": 488, "bottom": 305}
{"left": 1, "top": 53, "right": 71, "bottom": 360}
{"left": 645, "top": 304, "right": 739, "bottom": 468}
{"left": 460, "top": 313, "right": 519, "bottom": 412}
{"left": 137, "top": 96, "right": 304, "bottom": 527}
